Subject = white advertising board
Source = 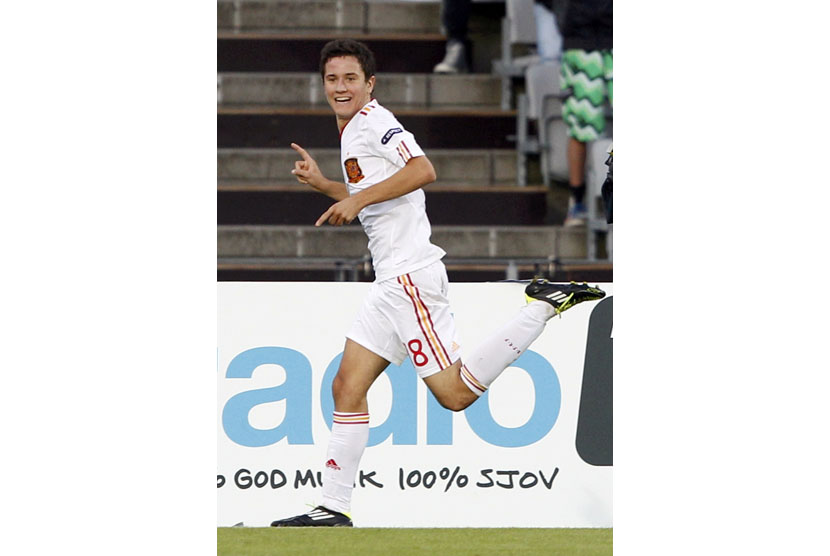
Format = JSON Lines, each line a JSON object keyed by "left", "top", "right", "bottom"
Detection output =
{"left": 218, "top": 281, "right": 613, "bottom": 527}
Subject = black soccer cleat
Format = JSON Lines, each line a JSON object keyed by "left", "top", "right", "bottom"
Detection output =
{"left": 525, "top": 279, "right": 606, "bottom": 315}
{"left": 270, "top": 505, "right": 353, "bottom": 528}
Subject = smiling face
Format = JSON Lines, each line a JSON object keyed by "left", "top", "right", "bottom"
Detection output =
{"left": 323, "top": 55, "right": 375, "bottom": 130}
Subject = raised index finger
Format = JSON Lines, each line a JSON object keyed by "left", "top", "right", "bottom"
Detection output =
{"left": 315, "top": 205, "right": 333, "bottom": 227}
{"left": 290, "top": 142, "right": 311, "bottom": 161}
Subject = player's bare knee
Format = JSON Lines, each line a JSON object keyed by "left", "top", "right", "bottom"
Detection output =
{"left": 434, "top": 395, "right": 462, "bottom": 412}
{"left": 331, "top": 372, "right": 345, "bottom": 397}
{"left": 331, "top": 372, "right": 362, "bottom": 406}
{"left": 433, "top": 390, "right": 474, "bottom": 412}
{"left": 446, "top": 398, "right": 471, "bottom": 412}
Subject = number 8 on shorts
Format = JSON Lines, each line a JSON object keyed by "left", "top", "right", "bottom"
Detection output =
{"left": 407, "top": 339, "right": 429, "bottom": 367}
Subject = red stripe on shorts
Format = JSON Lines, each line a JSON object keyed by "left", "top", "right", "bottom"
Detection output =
{"left": 398, "top": 275, "right": 443, "bottom": 368}
{"left": 412, "top": 282, "right": 452, "bottom": 366}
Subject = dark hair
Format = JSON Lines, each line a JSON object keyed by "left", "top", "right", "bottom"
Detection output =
{"left": 319, "top": 39, "right": 377, "bottom": 81}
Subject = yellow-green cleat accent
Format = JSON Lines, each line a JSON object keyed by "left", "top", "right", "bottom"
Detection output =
{"left": 525, "top": 278, "right": 606, "bottom": 316}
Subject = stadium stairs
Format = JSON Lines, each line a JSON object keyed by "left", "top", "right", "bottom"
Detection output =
{"left": 217, "top": 0, "right": 611, "bottom": 282}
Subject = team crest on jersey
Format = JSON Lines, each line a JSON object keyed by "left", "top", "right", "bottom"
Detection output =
{"left": 344, "top": 158, "right": 364, "bottom": 183}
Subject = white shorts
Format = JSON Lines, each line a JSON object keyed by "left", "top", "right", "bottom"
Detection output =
{"left": 346, "top": 260, "right": 461, "bottom": 378}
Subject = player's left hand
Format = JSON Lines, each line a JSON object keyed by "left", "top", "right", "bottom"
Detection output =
{"left": 316, "top": 196, "right": 362, "bottom": 226}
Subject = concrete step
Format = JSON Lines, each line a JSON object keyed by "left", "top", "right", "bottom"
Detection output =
{"left": 217, "top": 184, "right": 548, "bottom": 226}
{"left": 218, "top": 148, "right": 516, "bottom": 185}
{"left": 217, "top": 225, "right": 588, "bottom": 260}
{"left": 218, "top": 1, "right": 442, "bottom": 34}
{"left": 217, "top": 259, "right": 612, "bottom": 283}
{"left": 218, "top": 34, "right": 447, "bottom": 74}
{"left": 217, "top": 2, "right": 504, "bottom": 74}
{"left": 218, "top": 73, "right": 502, "bottom": 108}
{"left": 217, "top": 107, "right": 516, "bottom": 149}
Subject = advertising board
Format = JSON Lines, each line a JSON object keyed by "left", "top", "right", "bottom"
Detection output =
{"left": 218, "top": 282, "right": 613, "bottom": 527}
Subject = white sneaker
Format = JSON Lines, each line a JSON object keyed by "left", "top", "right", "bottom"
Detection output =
{"left": 564, "top": 202, "right": 587, "bottom": 227}
{"left": 433, "top": 40, "right": 469, "bottom": 74}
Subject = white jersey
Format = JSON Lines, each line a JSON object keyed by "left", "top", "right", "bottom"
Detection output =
{"left": 339, "top": 99, "right": 446, "bottom": 282}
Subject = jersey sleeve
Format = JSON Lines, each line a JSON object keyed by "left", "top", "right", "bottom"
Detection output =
{"left": 365, "top": 112, "right": 425, "bottom": 167}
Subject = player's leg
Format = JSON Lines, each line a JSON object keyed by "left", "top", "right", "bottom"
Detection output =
{"left": 422, "top": 359, "right": 475, "bottom": 411}
{"left": 423, "top": 299, "right": 555, "bottom": 411}
{"left": 272, "top": 282, "right": 402, "bottom": 527}
{"left": 389, "top": 263, "right": 468, "bottom": 409}
{"left": 320, "top": 339, "right": 389, "bottom": 516}
{"left": 271, "top": 339, "right": 389, "bottom": 527}
{"left": 393, "top": 262, "right": 603, "bottom": 411}
{"left": 331, "top": 338, "right": 389, "bottom": 413}
{"left": 426, "top": 280, "right": 606, "bottom": 410}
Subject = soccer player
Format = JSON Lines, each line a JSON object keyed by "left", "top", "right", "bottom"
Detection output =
{"left": 270, "top": 39, "right": 605, "bottom": 527}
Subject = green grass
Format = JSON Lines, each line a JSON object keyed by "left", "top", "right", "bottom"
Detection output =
{"left": 217, "top": 527, "right": 612, "bottom": 556}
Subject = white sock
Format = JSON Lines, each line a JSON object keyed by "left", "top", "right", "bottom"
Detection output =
{"left": 320, "top": 411, "right": 370, "bottom": 514}
{"left": 459, "top": 301, "right": 555, "bottom": 395}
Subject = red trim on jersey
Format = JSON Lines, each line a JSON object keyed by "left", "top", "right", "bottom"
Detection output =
{"left": 338, "top": 98, "right": 377, "bottom": 139}
{"left": 396, "top": 143, "right": 411, "bottom": 164}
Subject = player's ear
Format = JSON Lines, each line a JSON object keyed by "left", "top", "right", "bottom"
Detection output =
{"left": 367, "top": 75, "right": 376, "bottom": 95}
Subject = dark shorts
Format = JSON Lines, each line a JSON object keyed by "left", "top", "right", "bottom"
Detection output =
{"left": 560, "top": 49, "right": 613, "bottom": 141}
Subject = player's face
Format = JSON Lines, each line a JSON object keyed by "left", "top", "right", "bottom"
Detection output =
{"left": 323, "top": 56, "right": 375, "bottom": 123}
